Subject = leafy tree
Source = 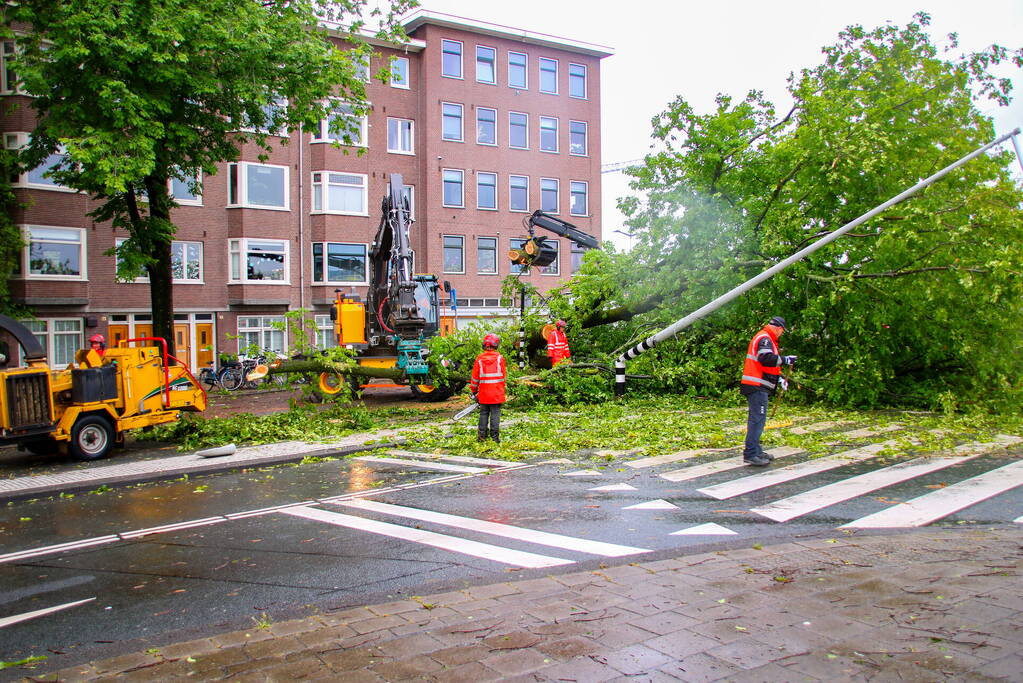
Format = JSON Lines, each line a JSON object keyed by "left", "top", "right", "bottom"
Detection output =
{"left": 0, "top": 146, "right": 23, "bottom": 315}
{"left": 550, "top": 14, "right": 1023, "bottom": 409}
{"left": 5, "top": 0, "right": 414, "bottom": 355}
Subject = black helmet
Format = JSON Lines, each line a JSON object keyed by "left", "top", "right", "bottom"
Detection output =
{"left": 769, "top": 316, "right": 788, "bottom": 330}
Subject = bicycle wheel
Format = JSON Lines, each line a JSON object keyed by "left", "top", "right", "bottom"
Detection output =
{"left": 219, "top": 367, "right": 243, "bottom": 391}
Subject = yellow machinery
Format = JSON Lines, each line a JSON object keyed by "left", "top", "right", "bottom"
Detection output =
{"left": 0, "top": 315, "right": 205, "bottom": 461}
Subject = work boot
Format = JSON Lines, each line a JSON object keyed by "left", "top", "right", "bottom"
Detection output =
{"left": 743, "top": 454, "right": 770, "bottom": 467}
{"left": 491, "top": 430, "right": 500, "bottom": 444}
{"left": 764, "top": 450, "right": 775, "bottom": 461}
{"left": 477, "top": 429, "right": 489, "bottom": 442}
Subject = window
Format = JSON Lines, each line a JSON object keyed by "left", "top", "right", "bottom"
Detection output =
{"left": 387, "top": 118, "right": 414, "bottom": 154}
{"left": 312, "top": 242, "right": 368, "bottom": 284}
{"left": 509, "top": 112, "right": 528, "bottom": 149}
{"left": 354, "top": 53, "right": 370, "bottom": 82}
{"left": 389, "top": 56, "right": 410, "bottom": 88}
{"left": 242, "top": 97, "right": 288, "bottom": 136}
{"left": 315, "top": 314, "right": 338, "bottom": 349}
{"left": 229, "top": 239, "right": 288, "bottom": 283}
{"left": 311, "top": 102, "right": 367, "bottom": 146}
{"left": 115, "top": 239, "right": 202, "bottom": 283}
{"left": 2, "top": 40, "right": 17, "bottom": 94}
{"left": 441, "top": 39, "right": 462, "bottom": 78}
{"left": 400, "top": 184, "right": 415, "bottom": 220}
{"left": 569, "top": 63, "right": 587, "bottom": 99}
{"left": 509, "top": 238, "right": 526, "bottom": 274}
{"left": 228, "top": 162, "right": 288, "bottom": 209}
{"left": 477, "top": 237, "right": 498, "bottom": 274}
{"left": 540, "top": 178, "right": 559, "bottom": 213}
{"left": 570, "top": 180, "right": 588, "bottom": 216}
{"left": 312, "top": 172, "right": 367, "bottom": 215}
{"left": 24, "top": 226, "right": 85, "bottom": 279}
{"left": 569, "top": 120, "right": 588, "bottom": 156}
{"left": 540, "top": 116, "right": 558, "bottom": 153}
{"left": 237, "top": 316, "right": 286, "bottom": 356}
{"left": 477, "top": 172, "right": 497, "bottom": 210}
{"left": 443, "top": 235, "right": 464, "bottom": 273}
{"left": 571, "top": 243, "right": 586, "bottom": 273}
{"left": 21, "top": 319, "right": 82, "bottom": 368}
{"left": 508, "top": 51, "right": 527, "bottom": 89}
{"left": 6, "top": 133, "right": 71, "bottom": 190}
{"left": 442, "top": 169, "right": 464, "bottom": 207}
{"left": 441, "top": 103, "right": 463, "bottom": 142}
{"left": 539, "top": 58, "right": 558, "bottom": 94}
{"left": 476, "top": 46, "right": 496, "bottom": 83}
{"left": 540, "top": 239, "right": 560, "bottom": 275}
{"left": 476, "top": 107, "right": 496, "bottom": 145}
{"left": 509, "top": 175, "right": 529, "bottom": 212}
{"left": 170, "top": 171, "right": 202, "bottom": 206}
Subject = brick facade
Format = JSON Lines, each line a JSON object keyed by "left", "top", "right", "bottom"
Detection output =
{"left": 2, "top": 10, "right": 609, "bottom": 370}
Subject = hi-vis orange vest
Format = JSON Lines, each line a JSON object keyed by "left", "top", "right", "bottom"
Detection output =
{"left": 741, "top": 326, "right": 782, "bottom": 392}
{"left": 547, "top": 329, "right": 570, "bottom": 364}
{"left": 471, "top": 350, "right": 507, "bottom": 404}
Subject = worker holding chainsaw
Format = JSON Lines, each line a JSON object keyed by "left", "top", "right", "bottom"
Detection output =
{"left": 546, "top": 319, "right": 571, "bottom": 367}
{"left": 471, "top": 333, "right": 507, "bottom": 443}
{"left": 740, "top": 316, "right": 797, "bottom": 467}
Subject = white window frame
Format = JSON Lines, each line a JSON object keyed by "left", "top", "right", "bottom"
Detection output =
{"left": 389, "top": 56, "right": 410, "bottom": 89}
{"left": 539, "top": 116, "right": 559, "bottom": 153}
{"left": 476, "top": 236, "right": 498, "bottom": 275}
{"left": 569, "top": 120, "right": 589, "bottom": 157}
{"left": 509, "top": 111, "right": 528, "bottom": 150}
{"left": 21, "top": 225, "right": 86, "bottom": 281}
{"left": 400, "top": 184, "right": 415, "bottom": 220}
{"left": 441, "top": 102, "right": 463, "bottom": 142}
{"left": 508, "top": 51, "right": 527, "bottom": 90}
{"left": 509, "top": 237, "right": 527, "bottom": 274}
{"left": 5, "top": 132, "right": 75, "bottom": 192}
{"left": 475, "top": 45, "right": 496, "bottom": 84}
{"left": 311, "top": 171, "right": 368, "bottom": 216}
{"left": 476, "top": 171, "right": 497, "bottom": 211}
{"left": 114, "top": 238, "right": 204, "bottom": 284}
{"left": 441, "top": 169, "right": 464, "bottom": 208}
{"left": 227, "top": 162, "right": 290, "bottom": 210}
{"left": 568, "top": 63, "right": 588, "bottom": 99}
{"left": 169, "top": 170, "right": 203, "bottom": 206}
{"left": 2, "top": 39, "right": 19, "bottom": 95}
{"left": 228, "top": 238, "right": 290, "bottom": 284}
{"left": 353, "top": 53, "right": 370, "bottom": 83}
{"left": 509, "top": 175, "right": 529, "bottom": 213}
{"left": 540, "top": 177, "right": 559, "bottom": 214}
{"left": 20, "top": 318, "right": 83, "bottom": 368}
{"left": 540, "top": 239, "right": 560, "bottom": 276}
{"left": 570, "top": 181, "right": 589, "bottom": 217}
{"left": 441, "top": 39, "right": 463, "bottom": 79}
{"left": 539, "top": 57, "right": 558, "bottom": 94}
{"left": 238, "top": 97, "right": 289, "bottom": 137}
{"left": 476, "top": 107, "right": 497, "bottom": 146}
{"left": 312, "top": 242, "right": 369, "bottom": 286}
{"left": 442, "top": 235, "right": 465, "bottom": 274}
{"left": 315, "top": 314, "right": 338, "bottom": 349}
{"left": 311, "top": 102, "right": 368, "bottom": 147}
{"left": 237, "top": 316, "right": 287, "bottom": 356}
{"left": 571, "top": 243, "right": 586, "bottom": 274}
{"left": 386, "top": 117, "right": 414, "bottom": 155}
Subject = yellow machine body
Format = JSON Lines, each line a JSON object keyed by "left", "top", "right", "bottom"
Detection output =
{"left": 335, "top": 298, "right": 368, "bottom": 345}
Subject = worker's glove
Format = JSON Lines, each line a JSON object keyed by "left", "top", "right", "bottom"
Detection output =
{"left": 783, "top": 355, "right": 798, "bottom": 366}
{"left": 778, "top": 377, "right": 789, "bottom": 391}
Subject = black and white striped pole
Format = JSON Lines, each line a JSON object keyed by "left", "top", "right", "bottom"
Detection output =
{"left": 518, "top": 285, "right": 527, "bottom": 369}
{"left": 614, "top": 128, "right": 1021, "bottom": 396}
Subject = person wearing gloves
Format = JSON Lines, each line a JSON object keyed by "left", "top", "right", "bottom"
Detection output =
{"left": 470, "top": 333, "right": 507, "bottom": 443}
{"left": 740, "top": 316, "right": 797, "bottom": 466}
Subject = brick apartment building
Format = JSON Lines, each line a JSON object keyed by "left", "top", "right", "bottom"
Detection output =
{"left": 2, "top": 10, "right": 611, "bottom": 371}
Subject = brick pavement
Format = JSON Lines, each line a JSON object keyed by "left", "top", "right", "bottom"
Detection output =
{"left": 24, "top": 527, "right": 1023, "bottom": 682}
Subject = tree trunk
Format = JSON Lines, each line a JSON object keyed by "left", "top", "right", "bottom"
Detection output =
{"left": 271, "top": 359, "right": 470, "bottom": 384}
{"left": 148, "top": 239, "right": 175, "bottom": 358}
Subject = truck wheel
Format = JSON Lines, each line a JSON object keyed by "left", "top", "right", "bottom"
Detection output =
{"left": 410, "top": 383, "right": 453, "bottom": 402}
{"left": 69, "top": 414, "right": 115, "bottom": 461}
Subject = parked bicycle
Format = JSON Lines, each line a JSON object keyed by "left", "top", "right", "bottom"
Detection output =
{"left": 219, "top": 354, "right": 287, "bottom": 391}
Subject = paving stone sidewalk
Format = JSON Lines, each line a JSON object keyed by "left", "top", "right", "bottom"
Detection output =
{"left": 28, "top": 527, "right": 1023, "bottom": 682}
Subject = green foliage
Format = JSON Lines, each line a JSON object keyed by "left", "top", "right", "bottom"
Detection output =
{"left": 609, "top": 13, "right": 1023, "bottom": 409}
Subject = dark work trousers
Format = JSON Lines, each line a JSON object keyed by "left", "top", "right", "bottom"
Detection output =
{"left": 744, "top": 390, "right": 770, "bottom": 460}
{"left": 478, "top": 403, "right": 502, "bottom": 434}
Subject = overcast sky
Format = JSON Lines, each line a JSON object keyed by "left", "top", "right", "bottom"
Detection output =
{"left": 414, "top": 1, "right": 1023, "bottom": 248}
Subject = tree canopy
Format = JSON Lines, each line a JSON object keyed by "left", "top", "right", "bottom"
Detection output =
{"left": 539, "top": 14, "right": 1023, "bottom": 409}
{"left": 4, "top": 0, "right": 413, "bottom": 352}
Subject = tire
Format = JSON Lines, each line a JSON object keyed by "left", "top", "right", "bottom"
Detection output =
{"left": 219, "top": 367, "right": 243, "bottom": 391}
{"left": 410, "top": 382, "right": 455, "bottom": 402}
{"left": 69, "top": 414, "right": 115, "bottom": 461}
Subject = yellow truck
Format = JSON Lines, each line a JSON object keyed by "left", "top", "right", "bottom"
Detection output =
{"left": 0, "top": 314, "right": 206, "bottom": 460}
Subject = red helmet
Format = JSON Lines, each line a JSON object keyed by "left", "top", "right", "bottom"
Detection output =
{"left": 89, "top": 334, "right": 105, "bottom": 345}
{"left": 482, "top": 333, "right": 500, "bottom": 349}
{"left": 556, "top": 319, "right": 566, "bottom": 328}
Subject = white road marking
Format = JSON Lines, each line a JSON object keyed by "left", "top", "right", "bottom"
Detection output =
{"left": 588, "top": 483, "right": 637, "bottom": 492}
{"left": 0, "top": 598, "right": 95, "bottom": 629}
{"left": 670, "top": 523, "right": 737, "bottom": 536}
{"left": 622, "top": 499, "right": 678, "bottom": 510}
{"left": 697, "top": 441, "right": 900, "bottom": 500}
{"left": 0, "top": 536, "right": 121, "bottom": 565}
{"left": 386, "top": 450, "right": 510, "bottom": 467}
{"left": 338, "top": 499, "right": 649, "bottom": 557}
{"left": 842, "top": 445, "right": 1023, "bottom": 529}
{"left": 280, "top": 506, "right": 573, "bottom": 568}
{"left": 352, "top": 456, "right": 487, "bottom": 473}
{"left": 562, "top": 469, "right": 602, "bottom": 476}
{"left": 659, "top": 447, "right": 805, "bottom": 483}
{"left": 1014, "top": 515, "right": 1023, "bottom": 524}
{"left": 119, "top": 517, "right": 227, "bottom": 539}
{"left": 625, "top": 449, "right": 726, "bottom": 469}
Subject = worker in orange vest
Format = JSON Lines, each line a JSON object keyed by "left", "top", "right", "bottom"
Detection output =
{"left": 547, "top": 319, "right": 571, "bottom": 367}
{"left": 740, "top": 316, "right": 797, "bottom": 467}
{"left": 471, "top": 333, "right": 507, "bottom": 443}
